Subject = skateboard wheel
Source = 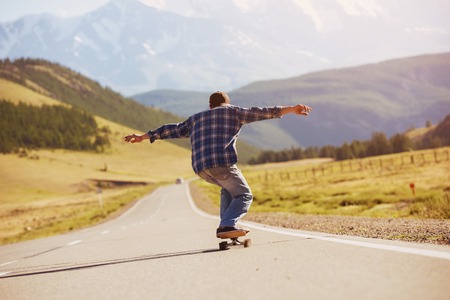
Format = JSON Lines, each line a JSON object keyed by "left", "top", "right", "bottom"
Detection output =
{"left": 244, "top": 239, "right": 251, "bottom": 248}
{"left": 219, "top": 241, "right": 229, "bottom": 250}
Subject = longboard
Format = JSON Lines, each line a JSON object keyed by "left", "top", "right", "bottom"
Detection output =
{"left": 217, "top": 230, "right": 251, "bottom": 250}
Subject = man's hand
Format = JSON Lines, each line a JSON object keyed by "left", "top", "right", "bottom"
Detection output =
{"left": 294, "top": 104, "right": 312, "bottom": 116}
{"left": 280, "top": 104, "right": 312, "bottom": 116}
{"left": 124, "top": 133, "right": 148, "bottom": 143}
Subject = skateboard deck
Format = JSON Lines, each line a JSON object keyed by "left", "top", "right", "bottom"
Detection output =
{"left": 217, "top": 230, "right": 251, "bottom": 250}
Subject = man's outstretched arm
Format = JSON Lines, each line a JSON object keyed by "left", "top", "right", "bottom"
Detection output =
{"left": 124, "top": 119, "right": 191, "bottom": 144}
{"left": 280, "top": 104, "right": 312, "bottom": 116}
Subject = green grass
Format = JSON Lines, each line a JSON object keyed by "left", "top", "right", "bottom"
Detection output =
{"left": 193, "top": 147, "right": 450, "bottom": 220}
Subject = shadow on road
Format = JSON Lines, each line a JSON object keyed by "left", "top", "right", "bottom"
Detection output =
{"left": 1, "top": 248, "right": 221, "bottom": 279}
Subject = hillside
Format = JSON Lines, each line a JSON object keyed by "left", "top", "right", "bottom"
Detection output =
{"left": 0, "top": 100, "right": 110, "bottom": 153}
{"left": 133, "top": 90, "right": 211, "bottom": 117}
{"left": 0, "top": 58, "right": 190, "bottom": 148}
{"left": 232, "top": 52, "right": 450, "bottom": 147}
{"left": 132, "top": 53, "right": 450, "bottom": 149}
{"left": 0, "top": 59, "right": 259, "bottom": 162}
{"left": 0, "top": 70, "right": 194, "bottom": 204}
{"left": 0, "top": 111, "right": 194, "bottom": 243}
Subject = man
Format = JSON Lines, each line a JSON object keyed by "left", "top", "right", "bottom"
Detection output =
{"left": 124, "top": 91, "right": 312, "bottom": 238}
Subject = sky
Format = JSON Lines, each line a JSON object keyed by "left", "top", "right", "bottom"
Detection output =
{"left": 0, "top": 0, "right": 109, "bottom": 22}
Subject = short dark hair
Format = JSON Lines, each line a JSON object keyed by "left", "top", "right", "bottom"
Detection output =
{"left": 209, "top": 91, "right": 230, "bottom": 108}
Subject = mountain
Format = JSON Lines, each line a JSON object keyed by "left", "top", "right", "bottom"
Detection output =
{"left": 132, "top": 53, "right": 450, "bottom": 149}
{"left": 133, "top": 90, "right": 210, "bottom": 117}
{"left": 423, "top": 115, "right": 450, "bottom": 147}
{"left": 0, "top": 58, "right": 259, "bottom": 162}
{"left": 0, "top": 58, "right": 183, "bottom": 140}
{"left": 0, "top": 58, "right": 193, "bottom": 152}
{"left": 1, "top": 0, "right": 448, "bottom": 95}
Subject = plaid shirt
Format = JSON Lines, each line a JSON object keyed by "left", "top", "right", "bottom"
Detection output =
{"left": 148, "top": 104, "right": 282, "bottom": 173}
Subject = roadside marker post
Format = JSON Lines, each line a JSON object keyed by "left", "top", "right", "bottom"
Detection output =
{"left": 409, "top": 183, "right": 415, "bottom": 196}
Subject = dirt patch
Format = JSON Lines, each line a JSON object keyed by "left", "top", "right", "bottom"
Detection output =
{"left": 73, "top": 179, "right": 151, "bottom": 193}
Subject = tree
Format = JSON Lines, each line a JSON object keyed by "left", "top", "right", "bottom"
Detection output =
{"left": 350, "top": 140, "right": 367, "bottom": 158}
{"left": 390, "top": 133, "right": 412, "bottom": 153}
{"left": 336, "top": 142, "right": 353, "bottom": 160}
{"left": 319, "top": 145, "right": 336, "bottom": 158}
{"left": 366, "top": 132, "right": 391, "bottom": 156}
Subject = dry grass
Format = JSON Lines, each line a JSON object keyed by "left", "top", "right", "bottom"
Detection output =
{"left": 0, "top": 78, "right": 64, "bottom": 106}
{"left": 0, "top": 84, "right": 195, "bottom": 244}
{"left": 0, "top": 116, "right": 193, "bottom": 204}
{"left": 193, "top": 148, "right": 450, "bottom": 219}
{"left": 0, "top": 117, "right": 194, "bottom": 244}
{"left": 191, "top": 149, "right": 450, "bottom": 244}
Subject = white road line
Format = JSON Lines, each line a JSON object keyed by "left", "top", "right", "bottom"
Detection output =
{"left": 241, "top": 221, "right": 450, "bottom": 261}
{"left": 185, "top": 184, "right": 450, "bottom": 261}
{"left": 0, "top": 272, "right": 10, "bottom": 277}
{"left": 0, "top": 260, "right": 18, "bottom": 267}
{"left": 101, "top": 230, "right": 110, "bottom": 235}
{"left": 116, "top": 191, "right": 160, "bottom": 221}
{"left": 67, "top": 240, "right": 82, "bottom": 246}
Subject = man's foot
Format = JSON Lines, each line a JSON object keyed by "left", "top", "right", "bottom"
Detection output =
{"left": 216, "top": 226, "right": 250, "bottom": 238}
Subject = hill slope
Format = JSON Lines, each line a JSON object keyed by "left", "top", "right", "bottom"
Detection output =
{"left": 0, "top": 58, "right": 259, "bottom": 162}
{"left": 133, "top": 53, "right": 450, "bottom": 149}
{"left": 232, "top": 52, "right": 450, "bottom": 147}
{"left": 0, "top": 59, "right": 183, "bottom": 134}
{"left": 0, "top": 66, "right": 194, "bottom": 204}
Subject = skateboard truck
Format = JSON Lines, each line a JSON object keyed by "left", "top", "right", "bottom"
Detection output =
{"left": 219, "top": 237, "right": 251, "bottom": 250}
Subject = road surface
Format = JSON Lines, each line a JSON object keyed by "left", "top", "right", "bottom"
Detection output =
{"left": 1, "top": 183, "right": 449, "bottom": 299}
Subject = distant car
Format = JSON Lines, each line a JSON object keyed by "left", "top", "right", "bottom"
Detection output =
{"left": 175, "top": 177, "right": 184, "bottom": 184}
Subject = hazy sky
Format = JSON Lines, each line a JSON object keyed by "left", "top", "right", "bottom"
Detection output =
{"left": 0, "top": 0, "right": 109, "bottom": 22}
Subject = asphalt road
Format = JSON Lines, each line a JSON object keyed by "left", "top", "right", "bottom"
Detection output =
{"left": 1, "top": 183, "right": 450, "bottom": 300}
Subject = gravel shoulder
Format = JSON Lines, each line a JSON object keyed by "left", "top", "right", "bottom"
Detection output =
{"left": 244, "top": 212, "right": 450, "bottom": 245}
{"left": 189, "top": 183, "right": 450, "bottom": 246}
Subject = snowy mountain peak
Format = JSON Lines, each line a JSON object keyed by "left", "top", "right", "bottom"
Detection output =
{"left": 1, "top": 0, "right": 448, "bottom": 95}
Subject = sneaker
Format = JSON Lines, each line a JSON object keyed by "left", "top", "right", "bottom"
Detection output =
{"left": 216, "top": 226, "right": 250, "bottom": 238}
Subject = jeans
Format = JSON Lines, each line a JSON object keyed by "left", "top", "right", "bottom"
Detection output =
{"left": 197, "top": 165, "right": 253, "bottom": 228}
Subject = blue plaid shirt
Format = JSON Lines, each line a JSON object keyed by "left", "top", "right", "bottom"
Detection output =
{"left": 148, "top": 104, "right": 282, "bottom": 173}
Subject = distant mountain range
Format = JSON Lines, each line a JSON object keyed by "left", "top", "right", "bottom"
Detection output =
{"left": 1, "top": 0, "right": 448, "bottom": 95}
{"left": 133, "top": 53, "right": 450, "bottom": 149}
{"left": 1, "top": 54, "right": 449, "bottom": 157}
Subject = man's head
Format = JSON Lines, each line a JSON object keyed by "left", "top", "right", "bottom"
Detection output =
{"left": 209, "top": 91, "right": 230, "bottom": 109}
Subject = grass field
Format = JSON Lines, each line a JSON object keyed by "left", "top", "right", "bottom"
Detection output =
{"left": 0, "top": 115, "right": 193, "bottom": 245}
{"left": 194, "top": 147, "right": 450, "bottom": 220}
{"left": 0, "top": 76, "right": 195, "bottom": 245}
